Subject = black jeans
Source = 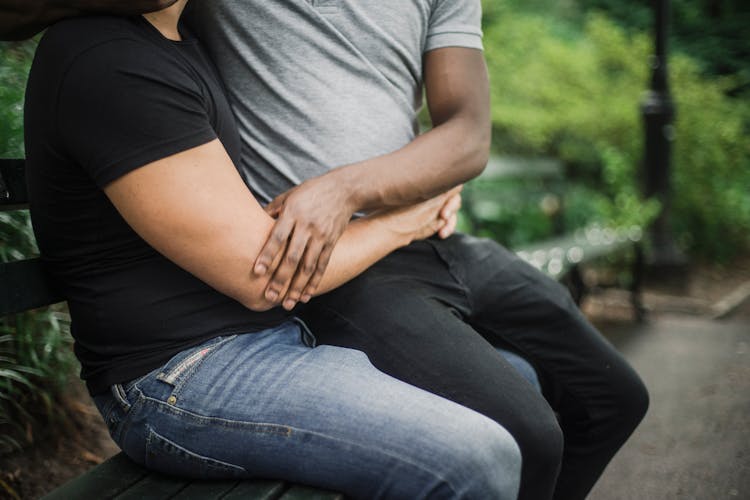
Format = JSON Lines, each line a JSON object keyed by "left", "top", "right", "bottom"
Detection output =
{"left": 300, "top": 233, "right": 649, "bottom": 500}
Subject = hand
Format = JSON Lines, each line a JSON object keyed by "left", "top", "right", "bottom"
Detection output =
{"left": 257, "top": 175, "right": 356, "bottom": 311}
{"left": 377, "top": 186, "right": 463, "bottom": 244}
{"left": 437, "top": 184, "right": 462, "bottom": 239}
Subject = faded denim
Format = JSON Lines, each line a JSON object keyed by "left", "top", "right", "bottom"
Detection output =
{"left": 94, "top": 321, "right": 522, "bottom": 499}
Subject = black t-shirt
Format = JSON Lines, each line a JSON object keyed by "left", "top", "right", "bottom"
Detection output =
{"left": 24, "top": 16, "right": 290, "bottom": 395}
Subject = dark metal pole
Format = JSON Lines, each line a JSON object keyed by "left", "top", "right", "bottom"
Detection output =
{"left": 641, "top": 0, "right": 686, "bottom": 270}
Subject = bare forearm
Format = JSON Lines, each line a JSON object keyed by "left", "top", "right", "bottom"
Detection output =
{"left": 329, "top": 47, "right": 491, "bottom": 212}
{"left": 313, "top": 217, "right": 408, "bottom": 296}
{"left": 0, "top": 0, "right": 175, "bottom": 40}
{"left": 332, "top": 116, "right": 489, "bottom": 212}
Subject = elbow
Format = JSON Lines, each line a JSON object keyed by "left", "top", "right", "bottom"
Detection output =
{"left": 241, "top": 294, "right": 278, "bottom": 312}
{"left": 462, "top": 122, "right": 491, "bottom": 181}
{"left": 240, "top": 283, "right": 285, "bottom": 312}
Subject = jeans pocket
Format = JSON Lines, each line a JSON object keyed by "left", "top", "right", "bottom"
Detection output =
{"left": 145, "top": 426, "right": 246, "bottom": 479}
{"left": 155, "top": 335, "right": 238, "bottom": 393}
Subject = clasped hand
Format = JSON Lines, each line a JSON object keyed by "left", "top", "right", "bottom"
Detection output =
{"left": 255, "top": 176, "right": 462, "bottom": 311}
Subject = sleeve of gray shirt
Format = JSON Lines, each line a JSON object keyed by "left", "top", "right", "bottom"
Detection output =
{"left": 425, "top": 0, "right": 484, "bottom": 53}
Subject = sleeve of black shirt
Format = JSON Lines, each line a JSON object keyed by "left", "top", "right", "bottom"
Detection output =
{"left": 56, "top": 38, "right": 218, "bottom": 188}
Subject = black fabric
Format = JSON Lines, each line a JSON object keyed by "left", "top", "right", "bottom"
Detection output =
{"left": 24, "top": 16, "right": 289, "bottom": 396}
{"left": 300, "top": 233, "right": 649, "bottom": 500}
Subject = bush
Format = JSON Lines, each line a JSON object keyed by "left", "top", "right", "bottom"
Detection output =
{"left": 0, "top": 40, "right": 77, "bottom": 455}
{"left": 478, "top": 8, "right": 750, "bottom": 260}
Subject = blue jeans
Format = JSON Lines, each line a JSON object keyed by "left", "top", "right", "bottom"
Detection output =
{"left": 93, "top": 320, "right": 521, "bottom": 499}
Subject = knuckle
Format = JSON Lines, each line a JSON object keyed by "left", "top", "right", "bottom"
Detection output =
{"left": 286, "top": 253, "right": 301, "bottom": 265}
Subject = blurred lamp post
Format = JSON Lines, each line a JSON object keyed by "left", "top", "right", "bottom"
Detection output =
{"left": 641, "top": 0, "right": 686, "bottom": 271}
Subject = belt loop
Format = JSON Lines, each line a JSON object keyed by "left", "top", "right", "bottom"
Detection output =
{"left": 110, "top": 383, "right": 132, "bottom": 413}
{"left": 292, "top": 317, "right": 317, "bottom": 348}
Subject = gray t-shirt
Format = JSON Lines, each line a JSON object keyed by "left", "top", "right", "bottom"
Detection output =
{"left": 185, "top": 0, "right": 482, "bottom": 203}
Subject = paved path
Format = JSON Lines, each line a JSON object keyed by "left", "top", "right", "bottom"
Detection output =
{"left": 588, "top": 315, "right": 750, "bottom": 500}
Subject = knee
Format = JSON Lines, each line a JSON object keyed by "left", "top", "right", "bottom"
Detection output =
{"left": 612, "top": 365, "right": 650, "bottom": 435}
{"left": 513, "top": 407, "right": 564, "bottom": 477}
{"left": 450, "top": 421, "right": 522, "bottom": 500}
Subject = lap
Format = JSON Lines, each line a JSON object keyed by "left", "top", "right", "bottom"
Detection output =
{"left": 94, "top": 321, "right": 521, "bottom": 499}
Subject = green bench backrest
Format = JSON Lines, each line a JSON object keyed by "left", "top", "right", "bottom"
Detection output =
{"left": 0, "top": 158, "right": 64, "bottom": 316}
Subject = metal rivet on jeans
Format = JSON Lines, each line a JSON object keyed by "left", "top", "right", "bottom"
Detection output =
{"left": 167, "top": 395, "right": 177, "bottom": 405}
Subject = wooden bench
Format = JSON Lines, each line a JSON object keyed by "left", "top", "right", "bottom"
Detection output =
{"left": 463, "top": 156, "right": 646, "bottom": 320}
{"left": 0, "top": 158, "right": 342, "bottom": 500}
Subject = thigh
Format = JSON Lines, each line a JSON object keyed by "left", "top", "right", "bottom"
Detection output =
{"left": 95, "top": 321, "right": 521, "bottom": 500}
{"left": 307, "top": 283, "right": 558, "bottom": 430}
{"left": 302, "top": 256, "right": 563, "bottom": 500}
{"left": 435, "top": 233, "right": 645, "bottom": 421}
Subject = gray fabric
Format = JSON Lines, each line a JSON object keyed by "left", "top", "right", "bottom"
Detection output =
{"left": 184, "top": 0, "right": 482, "bottom": 204}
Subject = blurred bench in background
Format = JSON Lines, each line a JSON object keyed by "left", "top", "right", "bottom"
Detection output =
{"left": 463, "top": 156, "right": 645, "bottom": 320}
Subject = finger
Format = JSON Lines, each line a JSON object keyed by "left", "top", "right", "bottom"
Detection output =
{"left": 265, "top": 229, "right": 309, "bottom": 304}
{"left": 440, "top": 193, "right": 462, "bottom": 220}
{"left": 265, "top": 191, "right": 291, "bottom": 216}
{"left": 282, "top": 238, "right": 325, "bottom": 309}
{"left": 264, "top": 204, "right": 281, "bottom": 217}
{"left": 254, "top": 216, "right": 294, "bottom": 276}
{"left": 301, "top": 245, "right": 333, "bottom": 302}
{"left": 439, "top": 213, "right": 458, "bottom": 239}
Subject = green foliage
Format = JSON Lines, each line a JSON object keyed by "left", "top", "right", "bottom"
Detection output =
{"left": 478, "top": 8, "right": 750, "bottom": 260}
{"left": 0, "top": 40, "right": 77, "bottom": 454}
{"left": 0, "top": 42, "right": 34, "bottom": 158}
{"left": 576, "top": 0, "right": 750, "bottom": 84}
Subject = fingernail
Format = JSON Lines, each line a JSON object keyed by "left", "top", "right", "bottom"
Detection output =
{"left": 302, "top": 294, "right": 312, "bottom": 303}
{"left": 255, "top": 264, "right": 268, "bottom": 275}
{"left": 283, "top": 299, "right": 296, "bottom": 310}
{"left": 266, "top": 289, "right": 279, "bottom": 301}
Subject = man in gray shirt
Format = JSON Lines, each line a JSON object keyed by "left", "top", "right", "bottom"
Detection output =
{"left": 1, "top": 2, "right": 648, "bottom": 499}
{"left": 184, "top": 3, "right": 647, "bottom": 500}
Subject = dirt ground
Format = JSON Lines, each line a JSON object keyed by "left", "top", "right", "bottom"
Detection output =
{"left": 1, "top": 253, "right": 749, "bottom": 500}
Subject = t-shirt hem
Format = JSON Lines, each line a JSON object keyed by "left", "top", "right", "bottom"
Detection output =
{"left": 92, "top": 128, "right": 218, "bottom": 188}
{"left": 84, "top": 322, "right": 284, "bottom": 396}
{"left": 425, "top": 31, "right": 484, "bottom": 52}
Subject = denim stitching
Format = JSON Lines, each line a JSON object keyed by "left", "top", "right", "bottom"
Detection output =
{"left": 145, "top": 425, "right": 247, "bottom": 474}
{"left": 138, "top": 394, "right": 461, "bottom": 496}
{"left": 158, "top": 335, "right": 238, "bottom": 399}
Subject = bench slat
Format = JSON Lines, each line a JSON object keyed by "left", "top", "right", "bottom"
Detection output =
{"left": 281, "top": 486, "right": 345, "bottom": 500}
{"left": 41, "top": 453, "right": 149, "bottom": 500}
{"left": 170, "top": 479, "right": 242, "bottom": 499}
{"left": 0, "top": 258, "right": 64, "bottom": 316}
{"left": 113, "top": 473, "right": 191, "bottom": 500}
{"left": 221, "top": 480, "right": 289, "bottom": 500}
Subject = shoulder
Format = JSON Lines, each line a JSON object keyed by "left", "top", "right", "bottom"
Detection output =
{"left": 36, "top": 16, "right": 186, "bottom": 85}
{"left": 40, "top": 16, "right": 145, "bottom": 60}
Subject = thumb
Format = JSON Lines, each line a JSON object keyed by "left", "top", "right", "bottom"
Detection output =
{"left": 265, "top": 191, "right": 290, "bottom": 216}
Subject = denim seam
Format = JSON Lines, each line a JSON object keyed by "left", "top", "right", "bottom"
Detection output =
{"left": 145, "top": 425, "right": 247, "bottom": 473}
{"left": 140, "top": 395, "right": 460, "bottom": 495}
{"left": 117, "top": 389, "right": 146, "bottom": 445}
{"left": 160, "top": 335, "right": 239, "bottom": 399}
{"left": 144, "top": 394, "right": 294, "bottom": 437}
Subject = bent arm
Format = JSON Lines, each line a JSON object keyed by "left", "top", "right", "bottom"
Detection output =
{"left": 104, "top": 139, "right": 422, "bottom": 311}
{"left": 254, "top": 47, "right": 488, "bottom": 307}
{"left": 0, "top": 0, "right": 176, "bottom": 40}
{"left": 332, "top": 47, "right": 491, "bottom": 211}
